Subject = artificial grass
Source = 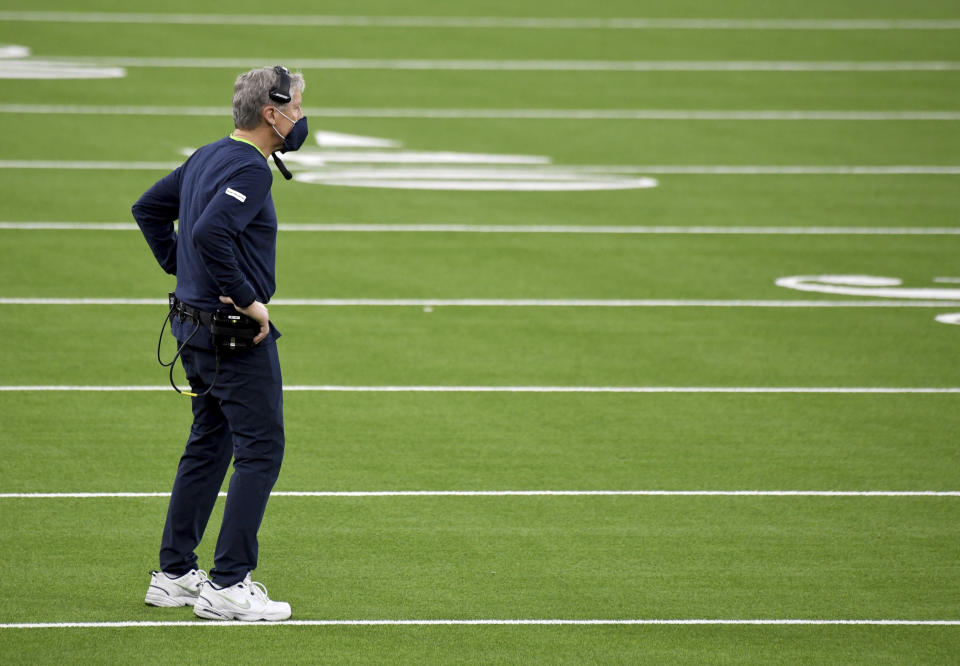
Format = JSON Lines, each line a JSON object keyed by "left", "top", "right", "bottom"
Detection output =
{"left": 1, "top": 0, "right": 958, "bottom": 661}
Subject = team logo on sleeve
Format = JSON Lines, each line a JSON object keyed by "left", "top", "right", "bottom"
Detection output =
{"left": 225, "top": 188, "right": 247, "bottom": 202}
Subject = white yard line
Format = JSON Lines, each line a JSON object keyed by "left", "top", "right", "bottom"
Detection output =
{"left": 601, "top": 166, "right": 960, "bottom": 174}
{"left": 2, "top": 298, "right": 960, "bottom": 307}
{"left": 0, "top": 222, "right": 142, "bottom": 230}
{"left": 2, "top": 222, "right": 960, "bottom": 235}
{"left": 1, "top": 619, "right": 958, "bottom": 629}
{"left": 4, "top": 105, "right": 960, "bottom": 120}
{"left": 0, "top": 160, "right": 180, "bottom": 170}
{"left": 36, "top": 57, "right": 960, "bottom": 71}
{"left": 2, "top": 12, "right": 960, "bottom": 30}
{"left": 268, "top": 224, "right": 960, "bottom": 234}
{"left": 2, "top": 160, "right": 958, "bottom": 174}
{"left": 2, "top": 490, "right": 957, "bottom": 499}
{"left": 1, "top": 386, "right": 959, "bottom": 393}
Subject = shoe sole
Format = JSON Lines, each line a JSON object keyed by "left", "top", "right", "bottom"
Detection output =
{"left": 194, "top": 598, "right": 291, "bottom": 622}
{"left": 193, "top": 604, "right": 232, "bottom": 620}
{"left": 194, "top": 607, "right": 292, "bottom": 621}
{"left": 144, "top": 592, "right": 196, "bottom": 607}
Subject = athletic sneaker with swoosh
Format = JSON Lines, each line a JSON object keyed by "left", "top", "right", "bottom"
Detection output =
{"left": 194, "top": 573, "right": 292, "bottom": 621}
{"left": 144, "top": 569, "right": 208, "bottom": 607}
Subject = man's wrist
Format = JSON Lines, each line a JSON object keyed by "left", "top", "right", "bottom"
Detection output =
{"left": 231, "top": 285, "right": 257, "bottom": 309}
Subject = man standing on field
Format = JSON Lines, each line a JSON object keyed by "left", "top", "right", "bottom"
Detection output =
{"left": 133, "top": 66, "right": 308, "bottom": 621}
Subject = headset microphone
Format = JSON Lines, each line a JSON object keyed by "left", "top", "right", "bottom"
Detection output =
{"left": 269, "top": 66, "right": 294, "bottom": 180}
{"left": 272, "top": 153, "right": 293, "bottom": 180}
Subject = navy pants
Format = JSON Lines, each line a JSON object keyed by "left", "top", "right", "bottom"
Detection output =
{"left": 159, "top": 339, "right": 284, "bottom": 587}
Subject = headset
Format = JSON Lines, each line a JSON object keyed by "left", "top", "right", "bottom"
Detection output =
{"left": 269, "top": 65, "right": 292, "bottom": 105}
{"left": 268, "top": 65, "right": 295, "bottom": 180}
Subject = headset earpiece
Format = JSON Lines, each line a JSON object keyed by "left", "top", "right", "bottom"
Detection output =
{"left": 266, "top": 65, "right": 296, "bottom": 180}
{"left": 268, "top": 65, "right": 291, "bottom": 105}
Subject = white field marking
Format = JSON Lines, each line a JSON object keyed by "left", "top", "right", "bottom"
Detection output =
{"left": 4, "top": 12, "right": 960, "bottom": 30}
{"left": 936, "top": 313, "right": 960, "bottom": 325}
{"left": 0, "top": 47, "right": 126, "bottom": 79}
{"left": 2, "top": 490, "right": 958, "bottom": 499}
{"left": 1, "top": 619, "right": 959, "bottom": 630}
{"left": 0, "top": 160, "right": 180, "bottom": 170}
{"left": 0, "top": 60, "right": 126, "bottom": 79}
{"left": 243, "top": 131, "right": 651, "bottom": 191}
{"left": 2, "top": 160, "right": 958, "bottom": 175}
{"left": 295, "top": 174, "right": 658, "bottom": 191}
{"left": 4, "top": 298, "right": 960, "bottom": 308}
{"left": 1, "top": 160, "right": 959, "bottom": 175}
{"left": 288, "top": 164, "right": 655, "bottom": 190}
{"left": 3, "top": 222, "right": 960, "bottom": 235}
{"left": 284, "top": 151, "right": 550, "bottom": 165}
{"left": 298, "top": 164, "right": 960, "bottom": 176}
{"left": 315, "top": 130, "right": 400, "bottom": 148}
{"left": 275, "top": 224, "right": 960, "bottom": 235}
{"left": 287, "top": 163, "right": 654, "bottom": 190}
{"left": 6, "top": 105, "right": 960, "bottom": 121}
{"left": 35, "top": 56, "right": 960, "bottom": 72}
{"left": 0, "top": 222, "right": 144, "bottom": 230}
{"left": 594, "top": 166, "right": 960, "bottom": 175}
{"left": 934, "top": 277, "right": 960, "bottom": 283}
{"left": 777, "top": 275, "right": 960, "bottom": 300}
{"left": 0, "top": 45, "right": 30, "bottom": 58}
{"left": 0, "top": 298, "right": 168, "bottom": 305}
{"left": 200, "top": 124, "right": 956, "bottom": 190}
{"left": 1, "top": 386, "right": 959, "bottom": 394}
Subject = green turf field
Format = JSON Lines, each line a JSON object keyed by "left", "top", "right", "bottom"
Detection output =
{"left": 1, "top": 1, "right": 959, "bottom": 663}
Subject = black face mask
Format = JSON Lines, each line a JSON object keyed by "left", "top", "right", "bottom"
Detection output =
{"left": 271, "top": 108, "right": 309, "bottom": 153}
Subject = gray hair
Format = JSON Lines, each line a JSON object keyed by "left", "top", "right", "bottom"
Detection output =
{"left": 232, "top": 67, "right": 305, "bottom": 130}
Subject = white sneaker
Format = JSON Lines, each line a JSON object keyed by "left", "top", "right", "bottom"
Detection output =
{"left": 194, "top": 573, "right": 292, "bottom": 621}
{"left": 144, "top": 569, "right": 208, "bottom": 607}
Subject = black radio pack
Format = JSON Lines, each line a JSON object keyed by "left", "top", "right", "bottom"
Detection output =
{"left": 159, "top": 294, "right": 263, "bottom": 397}
{"left": 210, "top": 310, "right": 261, "bottom": 351}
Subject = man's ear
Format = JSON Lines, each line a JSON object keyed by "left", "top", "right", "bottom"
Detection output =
{"left": 261, "top": 105, "right": 277, "bottom": 126}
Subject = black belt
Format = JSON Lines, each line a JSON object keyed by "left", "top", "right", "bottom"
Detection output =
{"left": 169, "top": 294, "right": 213, "bottom": 327}
{"left": 160, "top": 293, "right": 261, "bottom": 398}
{"left": 168, "top": 292, "right": 261, "bottom": 351}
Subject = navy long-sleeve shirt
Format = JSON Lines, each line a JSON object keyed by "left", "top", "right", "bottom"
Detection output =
{"left": 133, "top": 136, "right": 280, "bottom": 345}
